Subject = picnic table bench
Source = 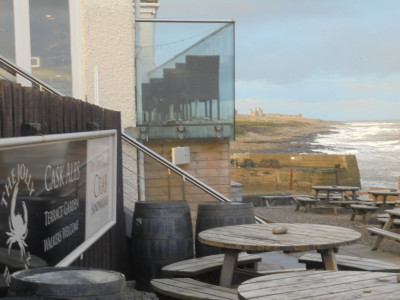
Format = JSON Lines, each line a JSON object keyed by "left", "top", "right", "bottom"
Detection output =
{"left": 368, "top": 209, "right": 400, "bottom": 250}
{"left": 293, "top": 196, "right": 317, "bottom": 212}
{"left": 377, "top": 214, "right": 400, "bottom": 227}
{"left": 151, "top": 277, "right": 238, "bottom": 300}
{"left": 329, "top": 200, "right": 362, "bottom": 215}
{"left": 298, "top": 252, "right": 400, "bottom": 272}
{"left": 162, "top": 253, "right": 262, "bottom": 277}
{"left": 350, "top": 204, "right": 379, "bottom": 222}
{"left": 259, "top": 194, "right": 294, "bottom": 207}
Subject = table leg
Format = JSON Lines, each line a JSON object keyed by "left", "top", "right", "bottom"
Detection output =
{"left": 372, "top": 216, "right": 395, "bottom": 250}
{"left": 372, "top": 195, "right": 379, "bottom": 206}
{"left": 318, "top": 248, "right": 338, "bottom": 271}
{"left": 383, "top": 195, "right": 387, "bottom": 206}
{"left": 314, "top": 190, "right": 319, "bottom": 201}
{"left": 351, "top": 191, "right": 357, "bottom": 200}
{"left": 219, "top": 249, "right": 240, "bottom": 287}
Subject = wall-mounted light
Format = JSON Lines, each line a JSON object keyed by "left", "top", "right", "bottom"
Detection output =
{"left": 45, "top": 14, "right": 55, "bottom": 21}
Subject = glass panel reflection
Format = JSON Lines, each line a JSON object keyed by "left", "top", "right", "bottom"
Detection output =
{"left": 136, "top": 21, "right": 235, "bottom": 140}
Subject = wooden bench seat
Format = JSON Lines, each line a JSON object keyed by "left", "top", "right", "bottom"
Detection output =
{"left": 293, "top": 196, "right": 317, "bottom": 212}
{"left": 367, "top": 227, "right": 400, "bottom": 250}
{"left": 162, "top": 253, "right": 261, "bottom": 277}
{"left": 260, "top": 194, "right": 294, "bottom": 207}
{"left": 316, "top": 193, "right": 342, "bottom": 200}
{"left": 328, "top": 200, "right": 362, "bottom": 215}
{"left": 377, "top": 216, "right": 400, "bottom": 227}
{"left": 350, "top": 204, "right": 378, "bottom": 222}
{"left": 298, "top": 253, "right": 400, "bottom": 272}
{"left": 151, "top": 278, "right": 238, "bottom": 300}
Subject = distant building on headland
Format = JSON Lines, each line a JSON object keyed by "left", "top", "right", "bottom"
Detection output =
{"left": 235, "top": 107, "right": 303, "bottom": 118}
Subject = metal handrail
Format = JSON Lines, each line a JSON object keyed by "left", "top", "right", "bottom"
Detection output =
{"left": 122, "top": 133, "right": 265, "bottom": 223}
{"left": 122, "top": 132, "right": 231, "bottom": 202}
{"left": 0, "top": 55, "right": 63, "bottom": 96}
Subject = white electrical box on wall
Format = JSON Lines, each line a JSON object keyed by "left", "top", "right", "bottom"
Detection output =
{"left": 172, "top": 146, "right": 190, "bottom": 165}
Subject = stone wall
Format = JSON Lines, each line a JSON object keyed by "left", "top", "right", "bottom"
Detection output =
{"left": 231, "top": 153, "right": 361, "bottom": 195}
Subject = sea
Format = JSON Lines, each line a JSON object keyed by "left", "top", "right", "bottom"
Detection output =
{"left": 310, "top": 120, "right": 400, "bottom": 190}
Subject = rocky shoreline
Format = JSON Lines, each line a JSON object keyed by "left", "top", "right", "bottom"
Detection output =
{"left": 231, "top": 114, "right": 337, "bottom": 154}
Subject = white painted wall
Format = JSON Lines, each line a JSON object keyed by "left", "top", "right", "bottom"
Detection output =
{"left": 80, "top": 1, "right": 159, "bottom": 211}
{"left": 81, "top": 0, "right": 136, "bottom": 130}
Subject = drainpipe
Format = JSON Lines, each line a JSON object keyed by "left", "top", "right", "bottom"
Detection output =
{"left": 135, "top": 1, "right": 146, "bottom": 201}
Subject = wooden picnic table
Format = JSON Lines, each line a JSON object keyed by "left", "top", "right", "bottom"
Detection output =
{"left": 370, "top": 208, "right": 400, "bottom": 250}
{"left": 198, "top": 223, "right": 361, "bottom": 287}
{"left": 312, "top": 185, "right": 360, "bottom": 201}
{"left": 259, "top": 194, "right": 293, "bottom": 207}
{"left": 237, "top": 270, "right": 400, "bottom": 300}
{"left": 368, "top": 189, "right": 400, "bottom": 206}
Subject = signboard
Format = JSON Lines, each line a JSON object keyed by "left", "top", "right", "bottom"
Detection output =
{"left": 0, "top": 130, "right": 117, "bottom": 284}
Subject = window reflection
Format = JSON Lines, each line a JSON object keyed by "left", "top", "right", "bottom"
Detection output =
{"left": 0, "top": 0, "right": 15, "bottom": 81}
{"left": 30, "top": 0, "right": 72, "bottom": 96}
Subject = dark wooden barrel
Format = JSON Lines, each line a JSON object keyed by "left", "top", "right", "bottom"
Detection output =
{"left": 131, "top": 200, "right": 193, "bottom": 291}
{"left": 7, "top": 266, "right": 126, "bottom": 299}
{"left": 195, "top": 202, "right": 255, "bottom": 257}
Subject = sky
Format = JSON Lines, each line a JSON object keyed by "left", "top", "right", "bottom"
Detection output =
{"left": 156, "top": 0, "right": 400, "bottom": 121}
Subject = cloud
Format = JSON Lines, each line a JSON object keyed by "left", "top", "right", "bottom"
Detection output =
{"left": 347, "top": 80, "right": 400, "bottom": 93}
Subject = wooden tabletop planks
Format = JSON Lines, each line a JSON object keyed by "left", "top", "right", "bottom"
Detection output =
{"left": 198, "top": 223, "right": 361, "bottom": 252}
{"left": 238, "top": 271, "right": 400, "bottom": 300}
{"left": 151, "top": 277, "right": 238, "bottom": 300}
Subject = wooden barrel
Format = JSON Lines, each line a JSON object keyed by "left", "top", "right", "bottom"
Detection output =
{"left": 195, "top": 202, "right": 255, "bottom": 257}
{"left": 7, "top": 267, "right": 126, "bottom": 299}
{"left": 131, "top": 200, "right": 193, "bottom": 291}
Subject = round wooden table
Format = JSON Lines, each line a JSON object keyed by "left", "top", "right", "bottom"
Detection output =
{"left": 238, "top": 270, "right": 400, "bottom": 299}
{"left": 198, "top": 223, "right": 361, "bottom": 287}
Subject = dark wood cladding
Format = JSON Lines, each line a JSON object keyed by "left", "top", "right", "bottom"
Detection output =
{"left": 0, "top": 80, "right": 127, "bottom": 275}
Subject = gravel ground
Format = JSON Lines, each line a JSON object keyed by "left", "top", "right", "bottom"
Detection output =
{"left": 125, "top": 281, "right": 159, "bottom": 300}
{"left": 255, "top": 204, "right": 400, "bottom": 255}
